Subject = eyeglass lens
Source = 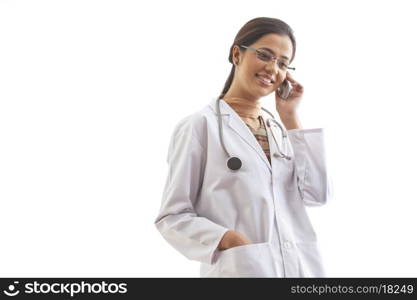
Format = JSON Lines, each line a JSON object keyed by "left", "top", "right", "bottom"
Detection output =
{"left": 256, "top": 50, "right": 289, "bottom": 70}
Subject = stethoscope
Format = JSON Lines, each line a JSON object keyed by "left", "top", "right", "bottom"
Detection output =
{"left": 217, "top": 97, "right": 291, "bottom": 171}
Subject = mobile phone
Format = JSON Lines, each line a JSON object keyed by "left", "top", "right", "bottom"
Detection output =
{"left": 277, "top": 79, "right": 292, "bottom": 100}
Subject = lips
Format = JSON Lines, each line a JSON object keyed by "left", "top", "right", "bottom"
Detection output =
{"left": 256, "top": 73, "right": 274, "bottom": 86}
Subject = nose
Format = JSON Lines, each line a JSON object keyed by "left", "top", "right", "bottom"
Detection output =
{"left": 265, "top": 59, "right": 280, "bottom": 76}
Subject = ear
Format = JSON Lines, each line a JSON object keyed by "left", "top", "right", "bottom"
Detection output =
{"left": 232, "top": 45, "right": 241, "bottom": 65}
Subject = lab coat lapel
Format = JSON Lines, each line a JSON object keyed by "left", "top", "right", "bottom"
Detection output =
{"left": 209, "top": 98, "right": 272, "bottom": 172}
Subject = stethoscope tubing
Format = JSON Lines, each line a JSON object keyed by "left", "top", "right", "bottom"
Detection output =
{"left": 216, "top": 97, "right": 291, "bottom": 171}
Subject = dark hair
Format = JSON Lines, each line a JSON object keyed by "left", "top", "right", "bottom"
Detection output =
{"left": 218, "top": 17, "right": 296, "bottom": 99}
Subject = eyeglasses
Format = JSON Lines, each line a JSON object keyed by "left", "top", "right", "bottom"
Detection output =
{"left": 238, "top": 45, "right": 296, "bottom": 71}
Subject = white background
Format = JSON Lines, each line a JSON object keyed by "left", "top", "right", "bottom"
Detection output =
{"left": 1, "top": 0, "right": 416, "bottom": 277}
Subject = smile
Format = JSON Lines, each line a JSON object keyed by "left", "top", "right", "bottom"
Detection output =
{"left": 256, "top": 74, "right": 273, "bottom": 87}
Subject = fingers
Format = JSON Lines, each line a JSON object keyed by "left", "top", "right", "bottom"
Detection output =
{"left": 285, "top": 72, "right": 299, "bottom": 85}
{"left": 285, "top": 71, "right": 295, "bottom": 81}
{"left": 285, "top": 72, "right": 303, "bottom": 91}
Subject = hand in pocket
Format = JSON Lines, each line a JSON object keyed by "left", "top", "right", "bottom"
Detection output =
{"left": 218, "top": 230, "right": 252, "bottom": 251}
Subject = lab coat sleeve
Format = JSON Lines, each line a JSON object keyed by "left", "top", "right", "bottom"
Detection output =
{"left": 154, "top": 117, "right": 230, "bottom": 265}
{"left": 287, "top": 128, "right": 334, "bottom": 207}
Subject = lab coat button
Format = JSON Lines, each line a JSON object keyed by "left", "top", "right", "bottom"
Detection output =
{"left": 273, "top": 153, "right": 280, "bottom": 158}
{"left": 284, "top": 241, "right": 292, "bottom": 249}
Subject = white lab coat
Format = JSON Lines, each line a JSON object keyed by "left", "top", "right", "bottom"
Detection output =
{"left": 154, "top": 97, "right": 333, "bottom": 277}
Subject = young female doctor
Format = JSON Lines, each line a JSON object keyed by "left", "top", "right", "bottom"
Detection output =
{"left": 155, "top": 17, "right": 333, "bottom": 277}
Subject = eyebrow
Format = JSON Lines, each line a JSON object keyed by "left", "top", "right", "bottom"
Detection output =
{"left": 259, "top": 47, "right": 290, "bottom": 62}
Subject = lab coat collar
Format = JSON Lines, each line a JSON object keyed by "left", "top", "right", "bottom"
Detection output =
{"left": 209, "top": 97, "right": 272, "bottom": 172}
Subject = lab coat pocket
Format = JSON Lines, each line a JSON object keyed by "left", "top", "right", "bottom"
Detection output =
{"left": 217, "top": 242, "right": 277, "bottom": 277}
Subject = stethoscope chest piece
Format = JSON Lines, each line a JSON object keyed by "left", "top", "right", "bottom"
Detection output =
{"left": 227, "top": 157, "right": 242, "bottom": 171}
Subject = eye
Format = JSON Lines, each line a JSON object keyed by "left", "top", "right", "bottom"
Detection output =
{"left": 257, "top": 51, "right": 271, "bottom": 61}
{"left": 277, "top": 61, "right": 288, "bottom": 70}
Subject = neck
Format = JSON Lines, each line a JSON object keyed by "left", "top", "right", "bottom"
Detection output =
{"left": 222, "top": 96, "right": 262, "bottom": 119}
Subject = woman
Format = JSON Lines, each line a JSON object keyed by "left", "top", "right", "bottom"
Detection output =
{"left": 154, "top": 17, "right": 333, "bottom": 277}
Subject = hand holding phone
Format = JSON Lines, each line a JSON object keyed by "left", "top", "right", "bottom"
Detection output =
{"left": 275, "top": 72, "right": 304, "bottom": 118}
{"left": 276, "top": 79, "right": 292, "bottom": 100}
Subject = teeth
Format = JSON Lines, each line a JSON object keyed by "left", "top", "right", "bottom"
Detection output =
{"left": 257, "top": 74, "right": 272, "bottom": 83}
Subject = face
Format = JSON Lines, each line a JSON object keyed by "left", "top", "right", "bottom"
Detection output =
{"left": 231, "top": 33, "right": 293, "bottom": 100}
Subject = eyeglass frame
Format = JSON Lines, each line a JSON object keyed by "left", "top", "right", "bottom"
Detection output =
{"left": 237, "top": 45, "right": 296, "bottom": 71}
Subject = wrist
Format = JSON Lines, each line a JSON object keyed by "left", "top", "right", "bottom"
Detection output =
{"left": 277, "top": 110, "right": 296, "bottom": 120}
{"left": 279, "top": 113, "right": 302, "bottom": 130}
